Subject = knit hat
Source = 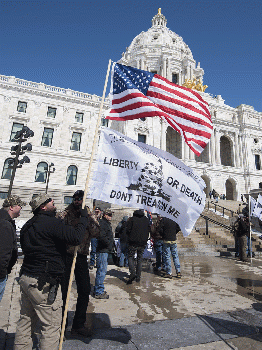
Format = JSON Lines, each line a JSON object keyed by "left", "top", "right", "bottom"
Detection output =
{"left": 29, "top": 194, "right": 51, "bottom": 212}
{"left": 3, "top": 195, "right": 26, "bottom": 208}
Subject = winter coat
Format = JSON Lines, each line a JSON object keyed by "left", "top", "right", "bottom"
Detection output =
{"left": 0, "top": 208, "right": 18, "bottom": 279}
{"left": 234, "top": 215, "right": 250, "bottom": 237}
{"left": 58, "top": 204, "right": 100, "bottom": 256}
{"left": 20, "top": 210, "right": 88, "bottom": 278}
{"left": 159, "top": 217, "right": 180, "bottom": 241}
{"left": 126, "top": 210, "right": 150, "bottom": 247}
{"left": 96, "top": 216, "right": 114, "bottom": 253}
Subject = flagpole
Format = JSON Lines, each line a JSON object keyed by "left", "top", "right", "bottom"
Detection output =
{"left": 59, "top": 58, "right": 112, "bottom": 350}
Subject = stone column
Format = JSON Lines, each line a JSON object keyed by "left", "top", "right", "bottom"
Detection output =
{"left": 234, "top": 132, "right": 240, "bottom": 167}
{"left": 181, "top": 139, "right": 185, "bottom": 160}
{"left": 184, "top": 143, "right": 190, "bottom": 160}
{"left": 238, "top": 134, "right": 243, "bottom": 168}
{"left": 214, "top": 129, "right": 221, "bottom": 165}
{"left": 189, "top": 148, "right": 195, "bottom": 161}
{"left": 141, "top": 60, "right": 144, "bottom": 70}
{"left": 160, "top": 121, "right": 166, "bottom": 151}
{"left": 163, "top": 58, "right": 167, "bottom": 78}
{"left": 210, "top": 131, "right": 216, "bottom": 164}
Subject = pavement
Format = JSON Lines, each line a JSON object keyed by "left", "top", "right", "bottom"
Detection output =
{"left": 1, "top": 255, "right": 262, "bottom": 349}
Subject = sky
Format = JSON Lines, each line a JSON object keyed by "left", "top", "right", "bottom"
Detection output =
{"left": 0, "top": 0, "right": 261, "bottom": 112}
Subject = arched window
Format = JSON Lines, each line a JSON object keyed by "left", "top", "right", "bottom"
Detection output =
{"left": 35, "top": 162, "right": 48, "bottom": 182}
{"left": 166, "top": 127, "right": 182, "bottom": 159}
{"left": 66, "top": 165, "right": 78, "bottom": 185}
{"left": 1, "top": 158, "right": 14, "bottom": 180}
{"left": 220, "top": 136, "right": 233, "bottom": 166}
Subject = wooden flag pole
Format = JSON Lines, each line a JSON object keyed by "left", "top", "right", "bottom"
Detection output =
{"left": 59, "top": 59, "right": 112, "bottom": 350}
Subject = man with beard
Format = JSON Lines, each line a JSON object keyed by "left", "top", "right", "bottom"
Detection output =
{"left": 14, "top": 194, "right": 88, "bottom": 350}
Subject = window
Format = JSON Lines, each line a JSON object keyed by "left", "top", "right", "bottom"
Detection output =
{"left": 64, "top": 196, "right": 73, "bottom": 204}
{"left": 66, "top": 165, "right": 78, "bottom": 185}
{"left": 2, "top": 158, "right": 14, "bottom": 180}
{"left": 35, "top": 162, "right": 48, "bottom": 182}
{"left": 151, "top": 70, "right": 157, "bottom": 74}
{"left": 10, "top": 122, "right": 24, "bottom": 141}
{"left": 140, "top": 117, "right": 146, "bottom": 122}
{"left": 70, "top": 132, "right": 81, "bottom": 151}
{"left": 0, "top": 192, "right": 8, "bottom": 199}
{"left": 75, "top": 112, "right": 83, "bottom": 123}
{"left": 138, "top": 134, "right": 146, "bottom": 143}
{"left": 17, "top": 101, "right": 27, "bottom": 113}
{"left": 172, "top": 74, "right": 178, "bottom": 84}
{"left": 255, "top": 155, "right": 261, "bottom": 170}
{"left": 47, "top": 107, "right": 56, "bottom": 118}
{"left": 259, "top": 182, "right": 262, "bottom": 189}
{"left": 101, "top": 118, "right": 109, "bottom": 127}
{"left": 41, "top": 128, "right": 54, "bottom": 147}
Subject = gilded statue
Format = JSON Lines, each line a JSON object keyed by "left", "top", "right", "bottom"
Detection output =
{"left": 183, "top": 77, "right": 208, "bottom": 92}
{"left": 158, "top": 8, "right": 161, "bottom": 15}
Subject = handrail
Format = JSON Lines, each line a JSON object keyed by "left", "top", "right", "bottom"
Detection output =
{"left": 208, "top": 201, "right": 235, "bottom": 217}
{"left": 199, "top": 213, "right": 233, "bottom": 234}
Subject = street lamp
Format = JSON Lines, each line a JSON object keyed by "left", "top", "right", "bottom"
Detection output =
{"left": 8, "top": 126, "right": 34, "bottom": 197}
{"left": 45, "top": 162, "right": 55, "bottom": 193}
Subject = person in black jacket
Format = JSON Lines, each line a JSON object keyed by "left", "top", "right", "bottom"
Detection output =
{"left": 94, "top": 208, "right": 114, "bottom": 299}
{"left": 0, "top": 195, "right": 26, "bottom": 302}
{"left": 234, "top": 213, "right": 250, "bottom": 262}
{"left": 126, "top": 209, "right": 150, "bottom": 284}
{"left": 159, "top": 216, "right": 181, "bottom": 279}
{"left": 14, "top": 193, "right": 88, "bottom": 350}
{"left": 59, "top": 190, "right": 99, "bottom": 337}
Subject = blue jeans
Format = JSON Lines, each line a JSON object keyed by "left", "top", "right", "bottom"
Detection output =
{"left": 0, "top": 276, "right": 7, "bottom": 302}
{"left": 247, "top": 235, "right": 252, "bottom": 255}
{"left": 119, "top": 242, "right": 129, "bottom": 267}
{"left": 90, "top": 238, "right": 98, "bottom": 266}
{"left": 154, "top": 240, "right": 164, "bottom": 271}
{"left": 94, "top": 252, "right": 108, "bottom": 295}
{"left": 162, "top": 242, "right": 180, "bottom": 275}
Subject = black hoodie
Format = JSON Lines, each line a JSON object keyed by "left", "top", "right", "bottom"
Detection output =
{"left": 126, "top": 210, "right": 150, "bottom": 247}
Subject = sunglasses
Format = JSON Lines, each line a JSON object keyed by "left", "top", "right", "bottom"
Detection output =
{"left": 73, "top": 197, "right": 83, "bottom": 201}
{"left": 106, "top": 213, "right": 112, "bottom": 217}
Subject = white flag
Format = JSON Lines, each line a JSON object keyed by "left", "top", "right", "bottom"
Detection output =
{"left": 89, "top": 128, "right": 206, "bottom": 236}
{"left": 250, "top": 196, "right": 256, "bottom": 216}
{"left": 252, "top": 194, "right": 262, "bottom": 218}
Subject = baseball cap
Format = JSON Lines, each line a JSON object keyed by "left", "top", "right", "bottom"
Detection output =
{"left": 95, "top": 207, "right": 102, "bottom": 211}
{"left": 29, "top": 193, "right": 51, "bottom": 212}
{"left": 3, "top": 195, "right": 26, "bottom": 208}
{"left": 73, "top": 190, "right": 84, "bottom": 198}
{"left": 104, "top": 208, "right": 113, "bottom": 216}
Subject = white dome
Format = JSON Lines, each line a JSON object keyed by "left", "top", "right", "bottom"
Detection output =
{"left": 121, "top": 9, "right": 193, "bottom": 63}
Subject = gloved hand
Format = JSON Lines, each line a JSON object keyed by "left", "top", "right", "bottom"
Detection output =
{"left": 80, "top": 207, "right": 89, "bottom": 218}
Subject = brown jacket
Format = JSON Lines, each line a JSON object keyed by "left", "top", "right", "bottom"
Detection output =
{"left": 57, "top": 204, "right": 100, "bottom": 255}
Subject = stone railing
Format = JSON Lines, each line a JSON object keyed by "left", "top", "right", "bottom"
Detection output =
{"left": 0, "top": 74, "right": 109, "bottom": 104}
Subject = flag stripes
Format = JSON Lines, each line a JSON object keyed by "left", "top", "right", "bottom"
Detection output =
{"left": 106, "top": 63, "right": 213, "bottom": 156}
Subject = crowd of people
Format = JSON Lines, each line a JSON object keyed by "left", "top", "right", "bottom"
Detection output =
{"left": 0, "top": 189, "right": 255, "bottom": 348}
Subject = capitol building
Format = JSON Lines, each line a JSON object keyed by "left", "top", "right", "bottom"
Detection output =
{"left": 0, "top": 9, "right": 261, "bottom": 211}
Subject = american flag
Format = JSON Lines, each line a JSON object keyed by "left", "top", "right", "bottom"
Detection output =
{"left": 106, "top": 63, "right": 213, "bottom": 156}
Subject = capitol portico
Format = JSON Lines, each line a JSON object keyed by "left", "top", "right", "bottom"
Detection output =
{"left": 0, "top": 9, "right": 261, "bottom": 211}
